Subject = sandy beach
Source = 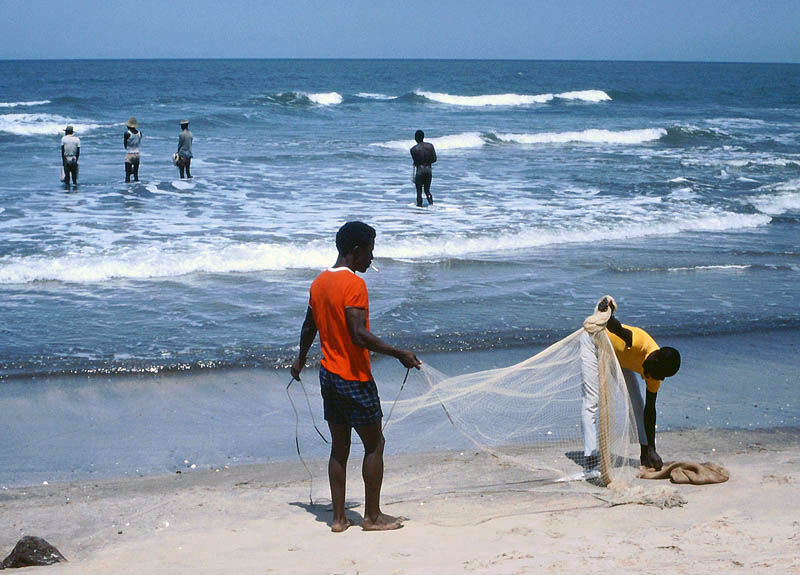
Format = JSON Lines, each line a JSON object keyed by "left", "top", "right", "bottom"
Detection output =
{"left": 2, "top": 427, "right": 798, "bottom": 574}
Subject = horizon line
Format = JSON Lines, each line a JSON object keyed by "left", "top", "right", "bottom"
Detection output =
{"left": 1, "top": 57, "right": 798, "bottom": 65}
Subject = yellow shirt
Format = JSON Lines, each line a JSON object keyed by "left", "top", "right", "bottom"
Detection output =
{"left": 607, "top": 324, "right": 662, "bottom": 393}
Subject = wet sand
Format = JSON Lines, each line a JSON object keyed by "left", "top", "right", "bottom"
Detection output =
{"left": 2, "top": 427, "right": 798, "bottom": 574}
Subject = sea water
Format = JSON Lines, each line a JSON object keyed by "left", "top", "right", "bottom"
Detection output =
{"left": 0, "top": 60, "right": 798, "bottom": 484}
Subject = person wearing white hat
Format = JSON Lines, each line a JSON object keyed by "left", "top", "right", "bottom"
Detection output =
{"left": 124, "top": 116, "right": 142, "bottom": 182}
{"left": 60, "top": 125, "right": 80, "bottom": 185}
{"left": 176, "top": 119, "right": 193, "bottom": 179}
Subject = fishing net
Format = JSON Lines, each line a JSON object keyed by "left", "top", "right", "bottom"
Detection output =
{"left": 288, "top": 304, "right": 640, "bottom": 507}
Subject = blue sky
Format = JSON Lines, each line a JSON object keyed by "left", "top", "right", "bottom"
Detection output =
{"left": 1, "top": 0, "right": 798, "bottom": 62}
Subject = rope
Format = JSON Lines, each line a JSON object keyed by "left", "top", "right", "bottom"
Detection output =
{"left": 286, "top": 367, "right": 412, "bottom": 505}
{"left": 286, "top": 377, "right": 318, "bottom": 505}
{"left": 382, "top": 367, "right": 410, "bottom": 431}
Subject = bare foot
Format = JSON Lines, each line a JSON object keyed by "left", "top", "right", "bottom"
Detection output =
{"left": 331, "top": 518, "right": 352, "bottom": 533}
{"left": 362, "top": 513, "right": 404, "bottom": 531}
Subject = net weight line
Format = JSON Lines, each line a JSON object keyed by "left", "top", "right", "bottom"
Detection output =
{"left": 595, "top": 331, "right": 613, "bottom": 487}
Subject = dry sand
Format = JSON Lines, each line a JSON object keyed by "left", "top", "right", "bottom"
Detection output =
{"left": 2, "top": 427, "right": 799, "bottom": 574}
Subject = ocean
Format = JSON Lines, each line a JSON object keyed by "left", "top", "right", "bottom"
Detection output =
{"left": 0, "top": 60, "right": 798, "bottom": 485}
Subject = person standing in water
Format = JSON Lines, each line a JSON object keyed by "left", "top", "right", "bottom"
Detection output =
{"left": 60, "top": 125, "right": 80, "bottom": 186}
{"left": 176, "top": 119, "right": 193, "bottom": 179}
{"left": 124, "top": 117, "right": 142, "bottom": 183}
{"left": 291, "top": 221, "right": 420, "bottom": 532}
{"left": 410, "top": 130, "right": 436, "bottom": 207}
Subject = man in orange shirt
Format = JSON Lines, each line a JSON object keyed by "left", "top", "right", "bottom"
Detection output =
{"left": 291, "top": 221, "right": 420, "bottom": 532}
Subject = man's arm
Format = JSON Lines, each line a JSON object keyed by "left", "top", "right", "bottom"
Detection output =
{"left": 605, "top": 315, "right": 633, "bottom": 348}
{"left": 124, "top": 131, "right": 130, "bottom": 150}
{"left": 643, "top": 390, "right": 663, "bottom": 470}
{"left": 75, "top": 142, "right": 80, "bottom": 162}
{"left": 290, "top": 306, "right": 318, "bottom": 380}
{"left": 61, "top": 144, "right": 66, "bottom": 164}
{"left": 345, "top": 307, "right": 420, "bottom": 369}
{"left": 430, "top": 144, "right": 437, "bottom": 164}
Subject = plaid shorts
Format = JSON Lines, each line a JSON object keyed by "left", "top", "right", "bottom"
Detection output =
{"left": 319, "top": 366, "right": 382, "bottom": 427}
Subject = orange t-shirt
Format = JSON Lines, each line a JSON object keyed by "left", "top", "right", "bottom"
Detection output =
{"left": 309, "top": 267, "right": 372, "bottom": 382}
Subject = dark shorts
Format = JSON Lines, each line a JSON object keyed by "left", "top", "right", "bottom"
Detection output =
{"left": 414, "top": 165, "right": 432, "bottom": 190}
{"left": 319, "top": 365, "right": 382, "bottom": 427}
{"left": 63, "top": 159, "right": 78, "bottom": 182}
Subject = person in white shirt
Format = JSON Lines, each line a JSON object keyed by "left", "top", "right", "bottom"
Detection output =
{"left": 124, "top": 116, "right": 142, "bottom": 183}
{"left": 60, "top": 126, "right": 80, "bottom": 185}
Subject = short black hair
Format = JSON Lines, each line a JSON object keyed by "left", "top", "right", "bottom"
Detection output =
{"left": 335, "top": 221, "right": 376, "bottom": 256}
{"left": 651, "top": 347, "right": 681, "bottom": 379}
{"left": 415, "top": 130, "right": 424, "bottom": 143}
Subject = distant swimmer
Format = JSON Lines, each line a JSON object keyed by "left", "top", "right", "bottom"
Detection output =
{"left": 581, "top": 297, "right": 681, "bottom": 471}
{"left": 291, "top": 221, "right": 420, "bottom": 532}
{"left": 176, "top": 119, "right": 193, "bottom": 179}
{"left": 124, "top": 117, "right": 142, "bottom": 183}
{"left": 410, "top": 130, "right": 436, "bottom": 207}
{"left": 60, "top": 125, "right": 80, "bottom": 186}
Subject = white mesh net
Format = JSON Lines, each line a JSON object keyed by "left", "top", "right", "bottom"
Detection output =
{"left": 289, "top": 326, "right": 640, "bottom": 506}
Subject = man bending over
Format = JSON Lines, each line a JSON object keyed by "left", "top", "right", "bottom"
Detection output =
{"left": 581, "top": 298, "right": 680, "bottom": 471}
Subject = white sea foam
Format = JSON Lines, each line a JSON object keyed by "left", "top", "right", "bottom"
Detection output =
{"left": 0, "top": 100, "right": 50, "bottom": 108}
{"left": 554, "top": 90, "right": 612, "bottom": 102}
{"left": 416, "top": 90, "right": 554, "bottom": 106}
{"left": 373, "top": 128, "right": 664, "bottom": 150}
{"left": 678, "top": 151, "right": 800, "bottom": 169}
{"left": 372, "top": 132, "right": 485, "bottom": 151}
{"left": 0, "top": 113, "right": 101, "bottom": 136}
{"left": 0, "top": 242, "right": 337, "bottom": 284}
{"left": 356, "top": 92, "right": 396, "bottom": 100}
{"left": 307, "top": 92, "right": 343, "bottom": 105}
{"left": 171, "top": 180, "right": 195, "bottom": 191}
{"left": 414, "top": 89, "right": 611, "bottom": 107}
{"left": 726, "top": 158, "right": 800, "bottom": 168}
{"left": 706, "top": 117, "right": 767, "bottom": 129}
{"left": 668, "top": 264, "right": 751, "bottom": 272}
{"left": 0, "top": 212, "right": 770, "bottom": 285}
{"left": 493, "top": 128, "right": 667, "bottom": 145}
{"left": 749, "top": 179, "right": 800, "bottom": 215}
{"left": 376, "top": 213, "right": 770, "bottom": 262}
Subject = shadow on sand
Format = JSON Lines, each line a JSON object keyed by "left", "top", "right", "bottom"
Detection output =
{"left": 289, "top": 500, "right": 363, "bottom": 529}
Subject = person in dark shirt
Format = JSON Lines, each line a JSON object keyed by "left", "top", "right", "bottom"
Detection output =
{"left": 410, "top": 130, "right": 436, "bottom": 207}
{"left": 176, "top": 120, "right": 193, "bottom": 179}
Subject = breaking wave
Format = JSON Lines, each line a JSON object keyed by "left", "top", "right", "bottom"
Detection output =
{"left": 374, "top": 128, "right": 667, "bottom": 150}
{"left": 372, "top": 132, "right": 485, "bottom": 151}
{"left": 255, "top": 91, "right": 343, "bottom": 106}
{"left": 0, "top": 113, "right": 102, "bottom": 136}
{"left": 492, "top": 128, "right": 666, "bottom": 145}
{"left": 0, "top": 100, "right": 50, "bottom": 108}
{"left": 355, "top": 92, "right": 397, "bottom": 100}
{"left": 0, "top": 212, "right": 771, "bottom": 285}
{"left": 748, "top": 179, "right": 800, "bottom": 216}
{"left": 413, "top": 89, "right": 611, "bottom": 107}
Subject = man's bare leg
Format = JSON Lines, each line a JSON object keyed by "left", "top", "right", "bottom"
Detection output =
{"left": 355, "top": 423, "right": 402, "bottom": 531}
{"left": 328, "top": 422, "right": 352, "bottom": 532}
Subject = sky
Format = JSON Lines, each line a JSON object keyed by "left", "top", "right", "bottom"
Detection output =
{"left": 0, "top": 0, "right": 798, "bottom": 62}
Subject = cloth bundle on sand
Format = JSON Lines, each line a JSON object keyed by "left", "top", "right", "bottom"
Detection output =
{"left": 639, "top": 461, "right": 730, "bottom": 485}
